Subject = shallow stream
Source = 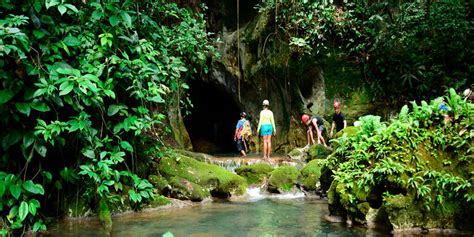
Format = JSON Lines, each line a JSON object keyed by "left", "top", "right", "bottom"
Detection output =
{"left": 45, "top": 196, "right": 392, "bottom": 237}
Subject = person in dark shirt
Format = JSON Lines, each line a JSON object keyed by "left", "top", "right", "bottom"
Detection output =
{"left": 301, "top": 114, "right": 327, "bottom": 147}
{"left": 330, "top": 101, "right": 347, "bottom": 137}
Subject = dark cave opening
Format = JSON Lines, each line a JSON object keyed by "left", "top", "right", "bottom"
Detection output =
{"left": 183, "top": 80, "right": 241, "bottom": 155}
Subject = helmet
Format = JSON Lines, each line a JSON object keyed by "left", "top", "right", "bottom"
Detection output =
{"left": 333, "top": 101, "right": 341, "bottom": 109}
{"left": 463, "top": 89, "right": 472, "bottom": 99}
{"left": 301, "top": 114, "right": 310, "bottom": 125}
{"left": 240, "top": 112, "right": 247, "bottom": 117}
{"left": 262, "top": 100, "right": 269, "bottom": 106}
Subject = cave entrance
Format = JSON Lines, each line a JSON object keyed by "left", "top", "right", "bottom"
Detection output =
{"left": 183, "top": 80, "right": 240, "bottom": 155}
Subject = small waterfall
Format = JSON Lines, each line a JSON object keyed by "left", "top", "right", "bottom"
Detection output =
{"left": 242, "top": 186, "right": 306, "bottom": 202}
{"left": 206, "top": 156, "right": 301, "bottom": 172}
{"left": 246, "top": 187, "right": 265, "bottom": 202}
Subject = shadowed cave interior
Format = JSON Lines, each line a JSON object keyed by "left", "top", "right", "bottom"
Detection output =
{"left": 183, "top": 80, "right": 241, "bottom": 155}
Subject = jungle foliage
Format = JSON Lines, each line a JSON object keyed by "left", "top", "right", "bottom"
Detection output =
{"left": 257, "top": 0, "right": 473, "bottom": 101}
{"left": 324, "top": 89, "right": 473, "bottom": 228}
{"left": 0, "top": 0, "right": 215, "bottom": 234}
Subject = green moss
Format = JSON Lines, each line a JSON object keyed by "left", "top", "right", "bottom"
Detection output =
{"left": 168, "top": 176, "right": 210, "bottom": 201}
{"left": 149, "top": 195, "right": 172, "bottom": 207}
{"left": 148, "top": 175, "right": 169, "bottom": 194}
{"left": 158, "top": 155, "right": 247, "bottom": 197}
{"left": 327, "top": 180, "right": 347, "bottom": 217}
{"left": 235, "top": 163, "right": 274, "bottom": 185}
{"left": 300, "top": 159, "right": 322, "bottom": 191}
{"left": 288, "top": 148, "right": 303, "bottom": 159}
{"left": 98, "top": 199, "right": 112, "bottom": 230}
{"left": 357, "top": 202, "right": 370, "bottom": 215}
{"left": 308, "top": 144, "right": 332, "bottom": 161}
{"left": 268, "top": 166, "right": 301, "bottom": 192}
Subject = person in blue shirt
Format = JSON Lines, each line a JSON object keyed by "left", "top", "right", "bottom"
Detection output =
{"left": 438, "top": 97, "right": 450, "bottom": 124}
{"left": 234, "top": 112, "right": 248, "bottom": 157}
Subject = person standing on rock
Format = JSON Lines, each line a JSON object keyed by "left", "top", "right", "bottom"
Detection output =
{"left": 257, "top": 100, "right": 276, "bottom": 159}
{"left": 301, "top": 114, "right": 327, "bottom": 147}
{"left": 234, "top": 112, "right": 249, "bottom": 157}
{"left": 330, "top": 100, "right": 347, "bottom": 138}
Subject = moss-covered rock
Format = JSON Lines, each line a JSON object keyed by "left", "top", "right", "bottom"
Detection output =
{"left": 300, "top": 159, "right": 322, "bottom": 191}
{"left": 383, "top": 194, "right": 423, "bottom": 229}
{"left": 148, "top": 195, "right": 172, "bottom": 207}
{"left": 327, "top": 180, "right": 347, "bottom": 218}
{"left": 168, "top": 176, "right": 210, "bottom": 201}
{"left": 268, "top": 166, "right": 301, "bottom": 193}
{"left": 98, "top": 199, "right": 112, "bottom": 231}
{"left": 157, "top": 155, "right": 247, "bottom": 199}
{"left": 234, "top": 163, "right": 274, "bottom": 185}
{"left": 287, "top": 147, "right": 307, "bottom": 161}
{"left": 308, "top": 144, "right": 332, "bottom": 161}
{"left": 383, "top": 194, "right": 474, "bottom": 231}
{"left": 148, "top": 174, "right": 169, "bottom": 194}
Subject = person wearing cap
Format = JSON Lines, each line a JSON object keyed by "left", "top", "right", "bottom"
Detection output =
{"left": 301, "top": 113, "right": 327, "bottom": 147}
{"left": 330, "top": 100, "right": 347, "bottom": 137}
{"left": 234, "top": 112, "right": 248, "bottom": 157}
{"left": 257, "top": 100, "right": 276, "bottom": 159}
{"left": 463, "top": 88, "right": 473, "bottom": 102}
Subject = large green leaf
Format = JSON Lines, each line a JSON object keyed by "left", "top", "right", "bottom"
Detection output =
{"left": 19, "top": 201, "right": 29, "bottom": 221}
{"left": 34, "top": 144, "right": 47, "bottom": 157}
{"left": 82, "top": 149, "right": 95, "bottom": 159}
{"left": 58, "top": 4, "right": 67, "bottom": 15}
{"left": 64, "top": 35, "right": 81, "bottom": 47}
{"left": 10, "top": 184, "right": 21, "bottom": 200}
{"left": 2, "top": 130, "right": 22, "bottom": 151}
{"left": 29, "top": 199, "right": 40, "bottom": 216}
{"left": 0, "top": 181, "right": 5, "bottom": 198}
{"left": 109, "top": 16, "right": 119, "bottom": 26}
{"left": 120, "top": 141, "right": 133, "bottom": 152}
{"left": 120, "top": 11, "right": 132, "bottom": 28}
{"left": 45, "top": 0, "right": 60, "bottom": 9}
{"left": 23, "top": 133, "right": 35, "bottom": 148}
{"left": 59, "top": 81, "right": 74, "bottom": 96}
{"left": 30, "top": 101, "right": 51, "bottom": 112}
{"left": 22, "top": 180, "right": 44, "bottom": 195}
{"left": 107, "top": 104, "right": 125, "bottom": 116}
{"left": 15, "top": 102, "right": 31, "bottom": 116}
{"left": 0, "top": 89, "right": 14, "bottom": 105}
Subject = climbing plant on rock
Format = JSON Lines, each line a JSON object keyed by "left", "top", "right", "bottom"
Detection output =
{"left": 0, "top": 0, "right": 216, "bottom": 234}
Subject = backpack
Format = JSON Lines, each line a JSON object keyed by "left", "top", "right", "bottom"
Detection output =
{"left": 240, "top": 120, "right": 252, "bottom": 140}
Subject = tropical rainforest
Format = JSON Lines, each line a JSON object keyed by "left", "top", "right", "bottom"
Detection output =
{"left": 0, "top": 0, "right": 472, "bottom": 235}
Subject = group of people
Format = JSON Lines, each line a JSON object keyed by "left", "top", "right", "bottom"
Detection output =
{"left": 234, "top": 99, "right": 347, "bottom": 159}
{"left": 234, "top": 99, "right": 275, "bottom": 159}
{"left": 300, "top": 100, "right": 347, "bottom": 148}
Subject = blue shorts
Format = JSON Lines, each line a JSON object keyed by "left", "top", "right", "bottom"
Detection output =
{"left": 260, "top": 124, "right": 273, "bottom": 136}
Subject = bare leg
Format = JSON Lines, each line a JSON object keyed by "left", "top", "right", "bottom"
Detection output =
{"left": 318, "top": 131, "right": 327, "bottom": 146}
{"left": 263, "top": 136, "right": 268, "bottom": 158}
{"left": 266, "top": 135, "right": 272, "bottom": 158}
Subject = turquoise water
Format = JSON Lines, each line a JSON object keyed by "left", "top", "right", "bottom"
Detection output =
{"left": 45, "top": 198, "right": 392, "bottom": 237}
